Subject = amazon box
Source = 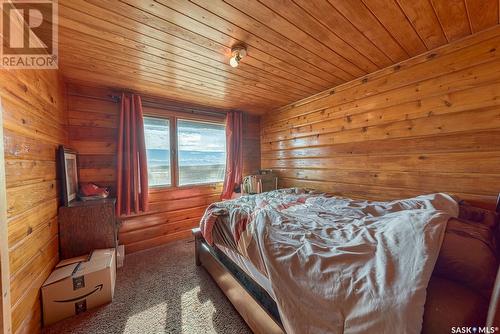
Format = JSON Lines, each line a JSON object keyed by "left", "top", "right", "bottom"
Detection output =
{"left": 41, "top": 248, "right": 116, "bottom": 326}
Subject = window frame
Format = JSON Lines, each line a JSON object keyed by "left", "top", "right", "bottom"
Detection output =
{"left": 143, "top": 107, "right": 226, "bottom": 191}
{"left": 176, "top": 118, "right": 227, "bottom": 187}
{"left": 143, "top": 116, "right": 173, "bottom": 189}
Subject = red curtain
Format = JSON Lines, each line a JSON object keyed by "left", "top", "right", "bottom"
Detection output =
{"left": 221, "top": 111, "right": 243, "bottom": 200}
{"left": 116, "top": 93, "right": 149, "bottom": 216}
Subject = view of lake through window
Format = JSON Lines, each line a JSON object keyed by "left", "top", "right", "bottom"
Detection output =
{"left": 144, "top": 117, "right": 226, "bottom": 187}
{"left": 144, "top": 117, "right": 170, "bottom": 187}
{"left": 177, "top": 119, "right": 226, "bottom": 185}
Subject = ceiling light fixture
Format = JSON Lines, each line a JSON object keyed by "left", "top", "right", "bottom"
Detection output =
{"left": 229, "top": 45, "right": 247, "bottom": 68}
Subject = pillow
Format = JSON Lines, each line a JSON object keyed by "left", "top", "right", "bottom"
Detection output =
{"left": 458, "top": 201, "right": 498, "bottom": 229}
{"left": 433, "top": 204, "right": 499, "bottom": 298}
{"left": 422, "top": 276, "right": 489, "bottom": 334}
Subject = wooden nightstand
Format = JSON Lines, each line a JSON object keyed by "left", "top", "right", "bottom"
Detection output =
{"left": 58, "top": 198, "right": 118, "bottom": 259}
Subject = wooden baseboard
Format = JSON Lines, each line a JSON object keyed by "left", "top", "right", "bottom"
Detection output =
{"left": 124, "top": 229, "right": 192, "bottom": 254}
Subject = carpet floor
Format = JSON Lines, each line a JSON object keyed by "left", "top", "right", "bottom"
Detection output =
{"left": 43, "top": 239, "right": 251, "bottom": 334}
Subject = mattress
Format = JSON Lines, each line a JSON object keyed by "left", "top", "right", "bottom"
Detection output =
{"left": 215, "top": 243, "right": 275, "bottom": 300}
{"left": 201, "top": 189, "right": 460, "bottom": 333}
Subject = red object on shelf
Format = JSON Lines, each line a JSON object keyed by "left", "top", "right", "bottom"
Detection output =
{"left": 80, "top": 183, "right": 109, "bottom": 197}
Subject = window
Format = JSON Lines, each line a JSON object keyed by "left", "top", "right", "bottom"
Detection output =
{"left": 144, "top": 117, "right": 171, "bottom": 187}
{"left": 143, "top": 114, "right": 226, "bottom": 188}
{"left": 177, "top": 119, "right": 226, "bottom": 186}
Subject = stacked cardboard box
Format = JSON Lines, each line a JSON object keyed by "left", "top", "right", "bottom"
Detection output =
{"left": 41, "top": 248, "right": 116, "bottom": 326}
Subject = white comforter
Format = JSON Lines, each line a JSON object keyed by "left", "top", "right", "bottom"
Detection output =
{"left": 246, "top": 192, "right": 458, "bottom": 333}
{"left": 201, "top": 190, "right": 459, "bottom": 333}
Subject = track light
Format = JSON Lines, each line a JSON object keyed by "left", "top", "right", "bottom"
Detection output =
{"left": 229, "top": 46, "right": 247, "bottom": 68}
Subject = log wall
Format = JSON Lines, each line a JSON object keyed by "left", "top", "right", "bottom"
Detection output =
{"left": 1, "top": 70, "right": 67, "bottom": 333}
{"left": 66, "top": 83, "right": 260, "bottom": 253}
{"left": 261, "top": 27, "right": 500, "bottom": 209}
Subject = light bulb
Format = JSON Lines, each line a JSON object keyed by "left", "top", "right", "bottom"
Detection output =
{"left": 229, "top": 46, "right": 246, "bottom": 67}
{"left": 229, "top": 56, "right": 239, "bottom": 68}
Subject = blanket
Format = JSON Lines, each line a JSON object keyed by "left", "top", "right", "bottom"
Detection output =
{"left": 200, "top": 189, "right": 458, "bottom": 333}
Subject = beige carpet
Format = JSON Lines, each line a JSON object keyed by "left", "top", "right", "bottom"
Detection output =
{"left": 44, "top": 239, "right": 251, "bottom": 334}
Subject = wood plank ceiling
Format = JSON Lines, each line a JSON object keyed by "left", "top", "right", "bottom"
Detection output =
{"left": 58, "top": 0, "right": 500, "bottom": 114}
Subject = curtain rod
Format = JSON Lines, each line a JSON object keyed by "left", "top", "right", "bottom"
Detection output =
{"left": 107, "top": 94, "right": 228, "bottom": 118}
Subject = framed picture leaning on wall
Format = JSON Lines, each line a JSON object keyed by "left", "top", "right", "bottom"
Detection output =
{"left": 58, "top": 146, "right": 78, "bottom": 206}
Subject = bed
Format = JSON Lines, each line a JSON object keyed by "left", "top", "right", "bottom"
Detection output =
{"left": 193, "top": 189, "right": 500, "bottom": 334}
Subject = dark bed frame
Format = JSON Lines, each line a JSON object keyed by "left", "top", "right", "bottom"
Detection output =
{"left": 193, "top": 194, "right": 500, "bottom": 333}
{"left": 192, "top": 228, "right": 284, "bottom": 334}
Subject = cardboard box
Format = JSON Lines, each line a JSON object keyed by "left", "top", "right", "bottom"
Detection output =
{"left": 42, "top": 248, "right": 116, "bottom": 326}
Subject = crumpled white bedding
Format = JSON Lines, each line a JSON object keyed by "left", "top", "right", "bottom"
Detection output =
{"left": 245, "top": 192, "right": 458, "bottom": 333}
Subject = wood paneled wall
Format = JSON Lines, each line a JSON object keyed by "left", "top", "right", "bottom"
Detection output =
{"left": 261, "top": 26, "right": 500, "bottom": 210}
{"left": 1, "top": 70, "right": 67, "bottom": 333}
{"left": 66, "top": 83, "right": 260, "bottom": 254}
{"left": 67, "top": 84, "right": 119, "bottom": 192}
{"left": 242, "top": 112, "right": 261, "bottom": 176}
